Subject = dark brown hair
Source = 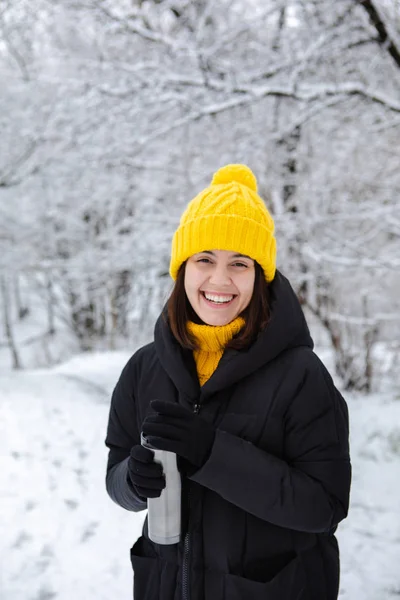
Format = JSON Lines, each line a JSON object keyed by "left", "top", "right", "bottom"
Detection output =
{"left": 166, "top": 260, "right": 271, "bottom": 351}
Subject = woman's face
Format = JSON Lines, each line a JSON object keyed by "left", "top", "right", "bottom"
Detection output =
{"left": 184, "top": 249, "right": 255, "bottom": 326}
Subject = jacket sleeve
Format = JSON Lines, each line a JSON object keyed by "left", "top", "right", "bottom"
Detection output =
{"left": 190, "top": 354, "right": 351, "bottom": 533}
{"left": 105, "top": 355, "right": 147, "bottom": 512}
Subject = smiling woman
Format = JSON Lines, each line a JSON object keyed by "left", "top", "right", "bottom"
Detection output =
{"left": 105, "top": 164, "right": 351, "bottom": 600}
{"left": 166, "top": 254, "right": 270, "bottom": 352}
{"left": 185, "top": 249, "right": 255, "bottom": 326}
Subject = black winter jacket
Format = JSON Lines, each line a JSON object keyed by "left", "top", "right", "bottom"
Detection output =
{"left": 105, "top": 270, "right": 351, "bottom": 600}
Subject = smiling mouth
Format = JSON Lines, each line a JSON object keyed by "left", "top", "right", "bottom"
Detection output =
{"left": 200, "top": 291, "right": 237, "bottom": 306}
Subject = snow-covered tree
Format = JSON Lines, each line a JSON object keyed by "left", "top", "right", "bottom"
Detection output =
{"left": 1, "top": 0, "right": 399, "bottom": 389}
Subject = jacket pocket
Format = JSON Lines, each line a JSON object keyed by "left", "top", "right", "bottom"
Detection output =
{"left": 223, "top": 553, "right": 307, "bottom": 600}
{"left": 130, "top": 536, "right": 178, "bottom": 600}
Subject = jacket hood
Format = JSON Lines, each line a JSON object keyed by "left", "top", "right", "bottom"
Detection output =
{"left": 154, "top": 270, "right": 313, "bottom": 400}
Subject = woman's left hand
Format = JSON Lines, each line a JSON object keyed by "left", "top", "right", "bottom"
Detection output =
{"left": 142, "top": 400, "right": 216, "bottom": 469}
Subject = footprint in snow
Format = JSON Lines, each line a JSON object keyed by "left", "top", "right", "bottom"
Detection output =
{"left": 12, "top": 530, "right": 32, "bottom": 549}
{"left": 78, "top": 448, "right": 88, "bottom": 460}
{"left": 74, "top": 467, "right": 88, "bottom": 489}
{"left": 35, "top": 543, "right": 54, "bottom": 574}
{"left": 80, "top": 521, "right": 99, "bottom": 543}
{"left": 64, "top": 498, "right": 79, "bottom": 510}
{"left": 32, "top": 585, "right": 57, "bottom": 600}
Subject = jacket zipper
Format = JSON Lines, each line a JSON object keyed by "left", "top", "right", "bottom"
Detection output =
{"left": 182, "top": 528, "right": 190, "bottom": 600}
{"left": 182, "top": 400, "right": 201, "bottom": 600}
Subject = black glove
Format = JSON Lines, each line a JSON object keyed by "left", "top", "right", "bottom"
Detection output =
{"left": 127, "top": 445, "right": 166, "bottom": 499}
{"left": 142, "top": 400, "right": 216, "bottom": 471}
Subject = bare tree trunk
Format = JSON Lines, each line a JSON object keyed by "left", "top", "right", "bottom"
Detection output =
{"left": 46, "top": 273, "right": 56, "bottom": 335}
{"left": 1, "top": 275, "right": 22, "bottom": 369}
{"left": 305, "top": 276, "right": 379, "bottom": 391}
{"left": 362, "top": 295, "right": 379, "bottom": 393}
{"left": 107, "top": 283, "right": 117, "bottom": 351}
{"left": 14, "top": 273, "right": 29, "bottom": 319}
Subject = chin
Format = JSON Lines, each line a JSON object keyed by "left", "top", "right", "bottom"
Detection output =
{"left": 199, "top": 311, "right": 236, "bottom": 327}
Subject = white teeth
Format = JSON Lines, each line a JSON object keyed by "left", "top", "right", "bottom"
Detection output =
{"left": 203, "top": 293, "right": 234, "bottom": 303}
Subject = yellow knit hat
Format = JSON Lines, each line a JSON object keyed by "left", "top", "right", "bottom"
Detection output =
{"left": 169, "top": 164, "right": 276, "bottom": 282}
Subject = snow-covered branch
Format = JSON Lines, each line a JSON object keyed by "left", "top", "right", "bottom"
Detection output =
{"left": 358, "top": 0, "right": 400, "bottom": 69}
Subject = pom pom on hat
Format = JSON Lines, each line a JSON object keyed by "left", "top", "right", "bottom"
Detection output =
{"left": 170, "top": 164, "right": 276, "bottom": 283}
{"left": 211, "top": 164, "right": 258, "bottom": 192}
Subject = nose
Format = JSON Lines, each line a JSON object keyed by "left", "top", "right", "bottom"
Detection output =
{"left": 208, "top": 264, "right": 232, "bottom": 287}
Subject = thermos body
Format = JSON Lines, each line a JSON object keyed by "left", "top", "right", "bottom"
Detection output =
{"left": 141, "top": 433, "right": 181, "bottom": 545}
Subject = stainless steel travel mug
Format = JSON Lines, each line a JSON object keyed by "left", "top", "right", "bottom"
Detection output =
{"left": 140, "top": 433, "right": 181, "bottom": 545}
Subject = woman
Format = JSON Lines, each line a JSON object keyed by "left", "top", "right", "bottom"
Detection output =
{"left": 105, "top": 164, "right": 351, "bottom": 600}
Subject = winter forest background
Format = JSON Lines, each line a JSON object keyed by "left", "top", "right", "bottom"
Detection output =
{"left": 1, "top": 1, "right": 399, "bottom": 599}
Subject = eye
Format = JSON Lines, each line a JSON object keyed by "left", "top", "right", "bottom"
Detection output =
{"left": 232, "top": 262, "right": 248, "bottom": 268}
{"left": 197, "top": 258, "right": 211, "bottom": 263}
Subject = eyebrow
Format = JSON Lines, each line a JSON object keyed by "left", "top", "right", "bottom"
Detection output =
{"left": 200, "top": 250, "right": 253, "bottom": 260}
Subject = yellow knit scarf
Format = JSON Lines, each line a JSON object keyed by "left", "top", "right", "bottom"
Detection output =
{"left": 186, "top": 316, "right": 245, "bottom": 386}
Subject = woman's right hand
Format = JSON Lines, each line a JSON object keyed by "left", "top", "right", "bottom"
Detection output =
{"left": 127, "top": 445, "right": 166, "bottom": 499}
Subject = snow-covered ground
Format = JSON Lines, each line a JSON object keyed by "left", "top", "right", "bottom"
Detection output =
{"left": 1, "top": 351, "right": 399, "bottom": 600}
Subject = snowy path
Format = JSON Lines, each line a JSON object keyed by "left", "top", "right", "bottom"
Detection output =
{"left": 0, "top": 353, "right": 399, "bottom": 599}
{"left": 0, "top": 354, "right": 145, "bottom": 600}
{"left": 337, "top": 393, "right": 400, "bottom": 599}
